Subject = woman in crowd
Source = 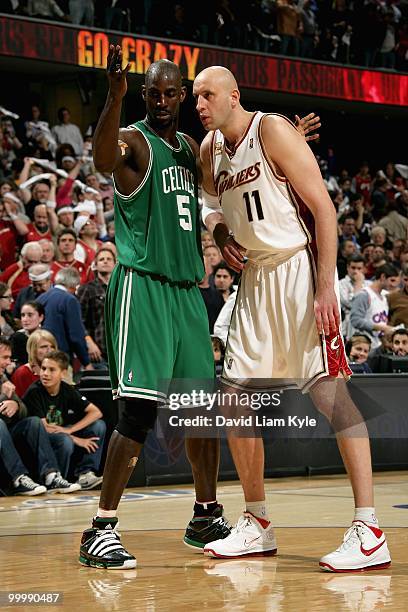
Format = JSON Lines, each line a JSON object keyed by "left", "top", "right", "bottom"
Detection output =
{"left": 11, "top": 301, "right": 45, "bottom": 366}
{"left": 12, "top": 329, "right": 57, "bottom": 398}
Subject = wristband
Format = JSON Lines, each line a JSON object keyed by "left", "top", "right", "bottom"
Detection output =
{"left": 46, "top": 200, "right": 56, "bottom": 209}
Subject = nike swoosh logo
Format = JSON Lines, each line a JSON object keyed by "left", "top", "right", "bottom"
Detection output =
{"left": 244, "top": 536, "right": 261, "bottom": 548}
{"left": 360, "top": 539, "right": 385, "bottom": 556}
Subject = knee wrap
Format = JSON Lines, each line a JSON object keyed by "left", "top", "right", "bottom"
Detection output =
{"left": 116, "top": 399, "right": 158, "bottom": 444}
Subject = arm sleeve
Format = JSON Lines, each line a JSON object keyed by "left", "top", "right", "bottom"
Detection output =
{"left": 213, "top": 291, "right": 237, "bottom": 345}
{"left": 70, "top": 386, "right": 91, "bottom": 413}
{"left": 350, "top": 292, "right": 373, "bottom": 332}
{"left": 200, "top": 189, "right": 223, "bottom": 225}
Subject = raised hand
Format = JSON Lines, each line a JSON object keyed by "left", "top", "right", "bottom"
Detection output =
{"left": 295, "top": 113, "right": 321, "bottom": 142}
{"left": 107, "top": 44, "right": 131, "bottom": 100}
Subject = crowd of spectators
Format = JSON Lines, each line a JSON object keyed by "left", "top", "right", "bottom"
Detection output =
{"left": 3, "top": 1, "right": 408, "bottom": 72}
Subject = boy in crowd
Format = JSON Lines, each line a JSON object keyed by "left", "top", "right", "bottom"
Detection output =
{"left": 24, "top": 351, "right": 106, "bottom": 490}
{"left": 0, "top": 337, "right": 79, "bottom": 495}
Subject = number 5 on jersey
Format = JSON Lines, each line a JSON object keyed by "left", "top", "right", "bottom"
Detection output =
{"left": 177, "top": 195, "right": 192, "bottom": 231}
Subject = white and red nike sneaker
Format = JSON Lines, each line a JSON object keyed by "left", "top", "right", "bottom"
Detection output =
{"left": 319, "top": 521, "right": 391, "bottom": 572}
{"left": 203, "top": 513, "right": 277, "bottom": 559}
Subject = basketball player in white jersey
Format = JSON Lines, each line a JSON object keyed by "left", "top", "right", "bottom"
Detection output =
{"left": 193, "top": 66, "right": 391, "bottom": 572}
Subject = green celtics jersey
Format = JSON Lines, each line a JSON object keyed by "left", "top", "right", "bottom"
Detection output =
{"left": 113, "top": 119, "right": 204, "bottom": 283}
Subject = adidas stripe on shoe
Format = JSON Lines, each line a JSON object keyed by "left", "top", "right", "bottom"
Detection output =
{"left": 79, "top": 517, "right": 136, "bottom": 570}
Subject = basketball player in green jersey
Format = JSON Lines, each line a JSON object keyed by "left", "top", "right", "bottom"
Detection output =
{"left": 79, "top": 45, "right": 228, "bottom": 569}
{"left": 79, "top": 45, "right": 321, "bottom": 569}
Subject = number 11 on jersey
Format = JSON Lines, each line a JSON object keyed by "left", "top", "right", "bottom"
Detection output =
{"left": 243, "top": 190, "right": 264, "bottom": 222}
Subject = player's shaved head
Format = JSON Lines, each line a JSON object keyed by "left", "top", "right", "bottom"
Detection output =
{"left": 194, "top": 66, "right": 238, "bottom": 93}
{"left": 145, "top": 59, "right": 182, "bottom": 88}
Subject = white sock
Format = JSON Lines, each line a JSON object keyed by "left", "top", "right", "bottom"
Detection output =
{"left": 354, "top": 507, "right": 378, "bottom": 525}
{"left": 245, "top": 500, "right": 270, "bottom": 522}
{"left": 97, "top": 508, "right": 117, "bottom": 518}
{"left": 45, "top": 472, "right": 58, "bottom": 486}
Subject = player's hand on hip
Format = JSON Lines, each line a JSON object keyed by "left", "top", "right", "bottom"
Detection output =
{"left": 314, "top": 287, "right": 341, "bottom": 336}
{"left": 221, "top": 236, "right": 246, "bottom": 273}
{"left": 107, "top": 44, "right": 131, "bottom": 100}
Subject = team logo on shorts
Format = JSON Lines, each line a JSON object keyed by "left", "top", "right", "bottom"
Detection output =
{"left": 226, "top": 357, "right": 234, "bottom": 370}
{"left": 249, "top": 138, "right": 254, "bottom": 149}
{"left": 330, "top": 336, "right": 340, "bottom": 351}
{"left": 127, "top": 369, "right": 133, "bottom": 382}
{"left": 215, "top": 142, "right": 223, "bottom": 155}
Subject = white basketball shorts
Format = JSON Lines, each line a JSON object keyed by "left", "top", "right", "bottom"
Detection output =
{"left": 222, "top": 247, "right": 351, "bottom": 392}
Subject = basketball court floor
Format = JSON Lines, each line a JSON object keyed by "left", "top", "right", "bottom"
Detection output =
{"left": 0, "top": 471, "right": 407, "bottom": 611}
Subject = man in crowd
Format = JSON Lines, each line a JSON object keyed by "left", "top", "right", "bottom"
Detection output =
{"left": 391, "top": 328, "right": 408, "bottom": 356}
{"left": 0, "top": 241, "right": 43, "bottom": 299}
{"left": 13, "top": 263, "right": 52, "bottom": 318}
{"left": 77, "top": 248, "right": 116, "bottom": 367}
{"left": 350, "top": 264, "right": 399, "bottom": 349}
{"left": 51, "top": 228, "right": 88, "bottom": 284}
{"left": 339, "top": 254, "right": 368, "bottom": 339}
{"left": 37, "top": 267, "right": 92, "bottom": 370}
{"left": 51, "top": 107, "right": 84, "bottom": 157}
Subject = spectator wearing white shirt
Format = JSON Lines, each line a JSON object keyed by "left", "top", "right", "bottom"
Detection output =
{"left": 350, "top": 264, "right": 399, "bottom": 349}
{"left": 51, "top": 108, "right": 84, "bottom": 157}
{"left": 339, "top": 254, "right": 369, "bottom": 339}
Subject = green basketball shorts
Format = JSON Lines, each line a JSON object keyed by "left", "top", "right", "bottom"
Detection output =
{"left": 105, "top": 265, "right": 214, "bottom": 402}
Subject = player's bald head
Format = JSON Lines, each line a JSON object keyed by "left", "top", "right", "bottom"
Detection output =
{"left": 194, "top": 66, "right": 238, "bottom": 93}
{"left": 145, "top": 59, "right": 182, "bottom": 88}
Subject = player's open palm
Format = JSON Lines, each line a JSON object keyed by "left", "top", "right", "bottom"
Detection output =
{"left": 107, "top": 44, "right": 131, "bottom": 100}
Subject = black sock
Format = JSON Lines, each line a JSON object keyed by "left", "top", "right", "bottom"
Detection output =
{"left": 193, "top": 501, "right": 220, "bottom": 517}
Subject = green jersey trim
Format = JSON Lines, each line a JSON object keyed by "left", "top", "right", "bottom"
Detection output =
{"left": 141, "top": 119, "right": 182, "bottom": 152}
{"left": 112, "top": 126, "right": 153, "bottom": 200}
{"left": 178, "top": 132, "right": 195, "bottom": 159}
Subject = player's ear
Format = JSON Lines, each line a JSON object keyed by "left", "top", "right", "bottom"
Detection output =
{"left": 141, "top": 85, "right": 146, "bottom": 101}
{"left": 231, "top": 88, "right": 240, "bottom": 108}
{"left": 180, "top": 86, "right": 187, "bottom": 103}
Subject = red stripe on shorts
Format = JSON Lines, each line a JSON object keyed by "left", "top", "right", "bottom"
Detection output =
{"left": 325, "top": 329, "right": 352, "bottom": 378}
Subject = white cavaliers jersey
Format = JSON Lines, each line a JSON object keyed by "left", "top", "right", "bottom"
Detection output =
{"left": 361, "top": 286, "right": 389, "bottom": 348}
{"left": 211, "top": 112, "right": 313, "bottom": 260}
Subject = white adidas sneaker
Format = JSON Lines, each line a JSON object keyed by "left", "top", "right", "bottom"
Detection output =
{"left": 319, "top": 521, "right": 391, "bottom": 572}
{"left": 203, "top": 513, "right": 277, "bottom": 559}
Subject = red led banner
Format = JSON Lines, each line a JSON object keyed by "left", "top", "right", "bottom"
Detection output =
{"left": 0, "top": 15, "right": 407, "bottom": 106}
